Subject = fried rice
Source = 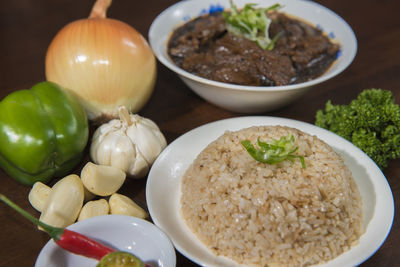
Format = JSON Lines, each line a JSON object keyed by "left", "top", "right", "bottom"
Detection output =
{"left": 181, "top": 125, "right": 363, "bottom": 267}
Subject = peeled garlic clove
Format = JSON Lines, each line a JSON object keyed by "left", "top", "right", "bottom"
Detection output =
{"left": 81, "top": 162, "right": 126, "bottom": 196}
{"left": 78, "top": 199, "right": 109, "bottom": 222}
{"left": 109, "top": 193, "right": 148, "bottom": 219}
{"left": 40, "top": 174, "right": 84, "bottom": 228}
{"left": 28, "top": 182, "right": 52, "bottom": 212}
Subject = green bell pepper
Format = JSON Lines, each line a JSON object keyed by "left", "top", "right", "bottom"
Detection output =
{"left": 0, "top": 81, "right": 89, "bottom": 185}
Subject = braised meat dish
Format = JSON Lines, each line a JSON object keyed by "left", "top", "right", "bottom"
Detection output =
{"left": 168, "top": 12, "right": 340, "bottom": 86}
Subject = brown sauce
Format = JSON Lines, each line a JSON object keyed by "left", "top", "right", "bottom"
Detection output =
{"left": 168, "top": 12, "right": 340, "bottom": 86}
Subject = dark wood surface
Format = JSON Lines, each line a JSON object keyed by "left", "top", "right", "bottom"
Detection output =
{"left": 0, "top": 0, "right": 399, "bottom": 266}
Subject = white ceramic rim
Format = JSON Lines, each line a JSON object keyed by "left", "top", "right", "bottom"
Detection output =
{"left": 149, "top": 0, "right": 357, "bottom": 92}
{"left": 146, "top": 116, "right": 394, "bottom": 267}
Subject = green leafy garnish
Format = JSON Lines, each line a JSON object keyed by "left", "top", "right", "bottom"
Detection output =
{"left": 241, "top": 134, "right": 306, "bottom": 168}
{"left": 222, "top": 0, "right": 282, "bottom": 50}
{"left": 315, "top": 88, "right": 400, "bottom": 169}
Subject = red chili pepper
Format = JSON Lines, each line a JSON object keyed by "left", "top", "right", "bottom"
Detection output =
{"left": 0, "top": 194, "right": 115, "bottom": 260}
{"left": 56, "top": 229, "right": 115, "bottom": 260}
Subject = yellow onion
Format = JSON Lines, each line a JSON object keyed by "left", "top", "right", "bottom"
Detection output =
{"left": 45, "top": 0, "right": 156, "bottom": 121}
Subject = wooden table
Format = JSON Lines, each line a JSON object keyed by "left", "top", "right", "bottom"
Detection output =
{"left": 0, "top": 0, "right": 398, "bottom": 266}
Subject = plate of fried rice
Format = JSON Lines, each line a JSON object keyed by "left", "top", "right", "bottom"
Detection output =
{"left": 146, "top": 116, "right": 394, "bottom": 267}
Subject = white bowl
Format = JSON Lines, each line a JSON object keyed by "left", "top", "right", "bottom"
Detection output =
{"left": 35, "top": 215, "right": 176, "bottom": 267}
{"left": 149, "top": 0, "right": 357, "bottom": 113}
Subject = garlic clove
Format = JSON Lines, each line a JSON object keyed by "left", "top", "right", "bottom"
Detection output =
{"left": 91, "top": 122, "right": 114, "bottom": 143}
{"left": 90, "top": 127, "right": 112, "bottom": 164}
{"left": 91, "top": 130, "right": 136, "bottom": 174}
{"left": 109, "top": 193, "right": 148, "bottom": 219}
{"left": 126, "top": 122, "right": 165, "bottom": 164}
{"left": 29, "top": 182, "right": 52, "bottom": 212}
{"left": 137, "top": 116, "right": 166, "bottom": 136}
{"left": 81, "top": 162, "right": 126, "bottom": 196}
{"left": 140, "top": 117, "right": 168, "bottom": 148}
{"left": 78, "top": 199, "right": 109, "bottom": 222}
{"left": 128, "top": 149, "right": 149, "bottom": 178}
{"left": 109, "top": 135, "right": 136, "bottom": 174}
{"left": 40, "top": 174, "right": 84, "bottom": 228}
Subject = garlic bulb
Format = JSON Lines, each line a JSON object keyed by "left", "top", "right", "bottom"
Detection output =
{"left": 90, "top": 106, "right": 167, "bottom": 178}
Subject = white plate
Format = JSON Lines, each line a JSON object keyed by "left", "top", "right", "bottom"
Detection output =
{"left": 146, "top": 116, "right": 394, "bottom": 267}
{"left": 35, "top": 215, "right": 176, "bottom": 267}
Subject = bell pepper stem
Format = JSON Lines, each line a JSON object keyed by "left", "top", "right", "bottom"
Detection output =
{"left": 0, "top": 194, "right": 64, "bottom": 240}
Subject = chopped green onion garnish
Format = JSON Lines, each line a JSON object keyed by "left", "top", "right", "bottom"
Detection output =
{"left": 222, "top": 0, "right": 282, "bottom": 50}
{"left": 265, "top": 31, "right": 283, "bottom": 50}
{"left": 241, "top": 134, "right": 306, "bottom": 168}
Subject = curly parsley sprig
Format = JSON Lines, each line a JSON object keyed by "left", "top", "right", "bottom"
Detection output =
{"left": 315, "top": 88, "right": 400, "bottom": 169}
{"left": 241, "top": 134, "right": 306, "bottom": 168}
{"left": 222, "top": 0, "right": 283, "bottom": 50}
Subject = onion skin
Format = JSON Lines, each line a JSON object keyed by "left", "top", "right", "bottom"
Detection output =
{"left": 45, "top": 3, "right": 156, "bottom": 121}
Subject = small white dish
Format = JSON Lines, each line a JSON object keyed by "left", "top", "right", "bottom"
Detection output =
{"left": 149, "top": 0, "right": 357, "bottom": 113}
{"left": 146, "top": 116, "right": 394, "bottom": 267}
{"left": 35, "top": 215, "right": 176, "bottom": 267}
